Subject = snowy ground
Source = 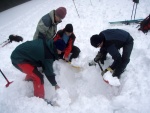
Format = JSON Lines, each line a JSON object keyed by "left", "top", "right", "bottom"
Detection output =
{"left": 0, "top": 0, "right": 150, "bottom": 113}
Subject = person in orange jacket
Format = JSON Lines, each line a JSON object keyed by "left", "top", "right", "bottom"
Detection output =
{"left": 53, "top": 24, "right": 80, "bottom": 62}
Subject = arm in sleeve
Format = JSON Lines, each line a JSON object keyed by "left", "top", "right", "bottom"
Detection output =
{"left": 43, "top": 59, "right": 57, "bottom": 86}
{"left": 53, "top": 34, "right": 61, "bottom": 41}
{"left": 107, "top": 45, "right": 122, "bottom": 70}
{"left": 36, "top": 20, "right": 50, "bottom": 37}
{"left": 64, "top": 39, "right": 73, "bottom": 58}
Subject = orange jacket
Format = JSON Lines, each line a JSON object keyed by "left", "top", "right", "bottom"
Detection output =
{"left": 53, "top": 30, "right": 76, "bottom": 58}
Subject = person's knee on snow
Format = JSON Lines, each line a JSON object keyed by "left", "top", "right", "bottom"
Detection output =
{"left": 69, "top": 46, "right": 80, "bottom": 61}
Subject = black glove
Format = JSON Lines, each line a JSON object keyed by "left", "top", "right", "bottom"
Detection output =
{"left": 9, "top": 35, "right": 23, "bottom": 42}
{"left": 94, "top": 52, "right": 106, "bottom": 64}
{"left": 89, "top": 60, "right": 96, "bottom": 66}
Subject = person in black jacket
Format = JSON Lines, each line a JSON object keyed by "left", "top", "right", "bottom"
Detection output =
{"left": 90, "top": 29, "right": 134, "bottom": 79}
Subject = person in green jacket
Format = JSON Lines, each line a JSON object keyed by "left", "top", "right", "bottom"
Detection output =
{"left": 11, "top": 35, "right": 66, "bottom": 99}
{"left": 33, "top": 7, "right": 67, "bottom": 40}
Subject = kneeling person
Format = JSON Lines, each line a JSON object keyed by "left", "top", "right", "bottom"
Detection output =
{"left": 53, "top": 24, "right": 80, "bottom": 62}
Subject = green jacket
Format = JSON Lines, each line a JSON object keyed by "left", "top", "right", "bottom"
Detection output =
{"left": 11, "top": 38, "right": 58, "bottom": 86}
{"left": 33, "top": 10, "right": 58, "bottom": 40}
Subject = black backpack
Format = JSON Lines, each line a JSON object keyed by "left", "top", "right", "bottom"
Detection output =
{"left": 138, "top": 14, "right": 150, "bottom": 34}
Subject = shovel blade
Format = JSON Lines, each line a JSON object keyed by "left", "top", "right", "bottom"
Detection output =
{"left": 5, "top": 81, "right": 13, "bottom": 87}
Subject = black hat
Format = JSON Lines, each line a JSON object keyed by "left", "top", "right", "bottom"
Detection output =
{"left": 64, "top": 24, "right": 73, "bottom": 32}
{"left": 90, "top": 35, "right": 103, "bottom": 48}
{"left": 54, "top": 39, "right": 66, "bottom": 51}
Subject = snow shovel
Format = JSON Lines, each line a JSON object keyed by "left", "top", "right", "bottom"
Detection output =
{"left": 0, "top": 69, "right": 13, "bottom": 87}
{"left": 97, "top": 61, "right": 103, "bottom": 71}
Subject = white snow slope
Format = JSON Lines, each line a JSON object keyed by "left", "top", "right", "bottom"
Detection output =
{"left": 0, "top": 0, "right": 150, "bottom": 113}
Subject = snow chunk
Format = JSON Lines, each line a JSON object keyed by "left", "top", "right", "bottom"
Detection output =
{"left": 52, "top": 88, "right": 71, "bottom": 108}
{"left": 103, "top": 71, "right": 121, "bottom": 86}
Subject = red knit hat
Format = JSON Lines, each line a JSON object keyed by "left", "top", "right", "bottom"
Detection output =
{"left": 55, "top": 7, "right": 67, "bottom": 19}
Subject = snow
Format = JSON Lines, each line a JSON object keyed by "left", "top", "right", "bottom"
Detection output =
{"left": 0, "top": 0, "right": 150, "bottom": 113}
{"left": 103, "top": 72, "right": 121, "bottom": 86}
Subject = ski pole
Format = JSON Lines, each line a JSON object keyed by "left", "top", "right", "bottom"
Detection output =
{"left": 131, "top": 3, "right": 135, "bottom": 20}
{"left": 1, "top": 41, "right": 11, "bottom": 47}
{"left": 0, "top": 39, "right": 9, "bottom": 46}
{"left": 0, "top": 69, "right": 13, "bottom": 87}
{"left": 131, "top": 0, "right": 139, "bottom": 20}
{"left": 133, "top": 3, "right": 138, "bottom": 20}
{"left": 72, "top": 0, "right": 80, "bottom": 18}
{"left": 90, "top": 0, "right": 92, "bottom": 6}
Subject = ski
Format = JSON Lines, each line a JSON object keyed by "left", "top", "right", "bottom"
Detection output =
{"left": 109, "top": 19, "right": 143, "bottom": 25}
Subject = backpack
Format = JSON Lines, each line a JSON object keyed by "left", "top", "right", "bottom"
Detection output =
{"left": 138, "top": 14, "right": 150, "bottom": 34}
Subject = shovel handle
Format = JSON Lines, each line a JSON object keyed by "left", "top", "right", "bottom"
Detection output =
{"left": 0, "top": 69, "right": 13, "bottom": 87}
{"left": 98, "top": 62, "right": 103, "bottom": 71}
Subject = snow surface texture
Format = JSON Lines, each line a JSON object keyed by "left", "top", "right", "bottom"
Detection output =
{"left": 0, "top": 0, "right": 150, "bottom": 113}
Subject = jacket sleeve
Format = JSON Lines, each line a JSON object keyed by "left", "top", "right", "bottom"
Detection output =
{"left": 64, "top": 39, "right": 73, "bottom": 58}
{"left": 37, "top": 20, "right": 49, "bottom": 36}
{"left": 107, "top": 44, "right": 122, "bottom": 70}
{"left": 42, "top": 59, "right": 57, "bottom": 86}
{"left": 34, "top": 13, "right": 52, "bottom": 39}
{"left": 53, "top": 33, "right": 61, "bottom": 41}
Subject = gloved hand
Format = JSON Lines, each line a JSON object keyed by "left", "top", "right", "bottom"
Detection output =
{"left": 94, "top": 52, "right": 106, "bottom": 64}
{"left": 101, "top": 67, "right": 113, "bottom": 76}
{"left": 63, "top": 53, "right": 72, "bottom": 62}
{"left": 89, "top": 60, "right": 97, "bottom": 66}
{"left": 64, "top": 57, "right": 69, "bottom": 62}
{"left": 55, "top": 84, "right": 60, "bottom": 90}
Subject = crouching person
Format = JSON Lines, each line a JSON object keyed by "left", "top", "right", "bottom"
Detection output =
{"left": 11, "top": 36, "right": 66, "bottom": 99}
{"left": 53, "top": 24, "right": 80, "bottom": 62}
{"left": 90, "top": 29, "right": 134, "bottom": 79}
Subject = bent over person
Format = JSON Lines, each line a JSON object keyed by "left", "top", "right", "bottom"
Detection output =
{"left": 11, "top": 36, "right": 66, "bottom": 99}
{"left": 53, "top": 24, "right": 80, "bottom": 62}
{"left": 90, "top": 29, "right": 134, "bottom": 79}
{"left": 33, "top": 7, "right": 67, "bottom": 40}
